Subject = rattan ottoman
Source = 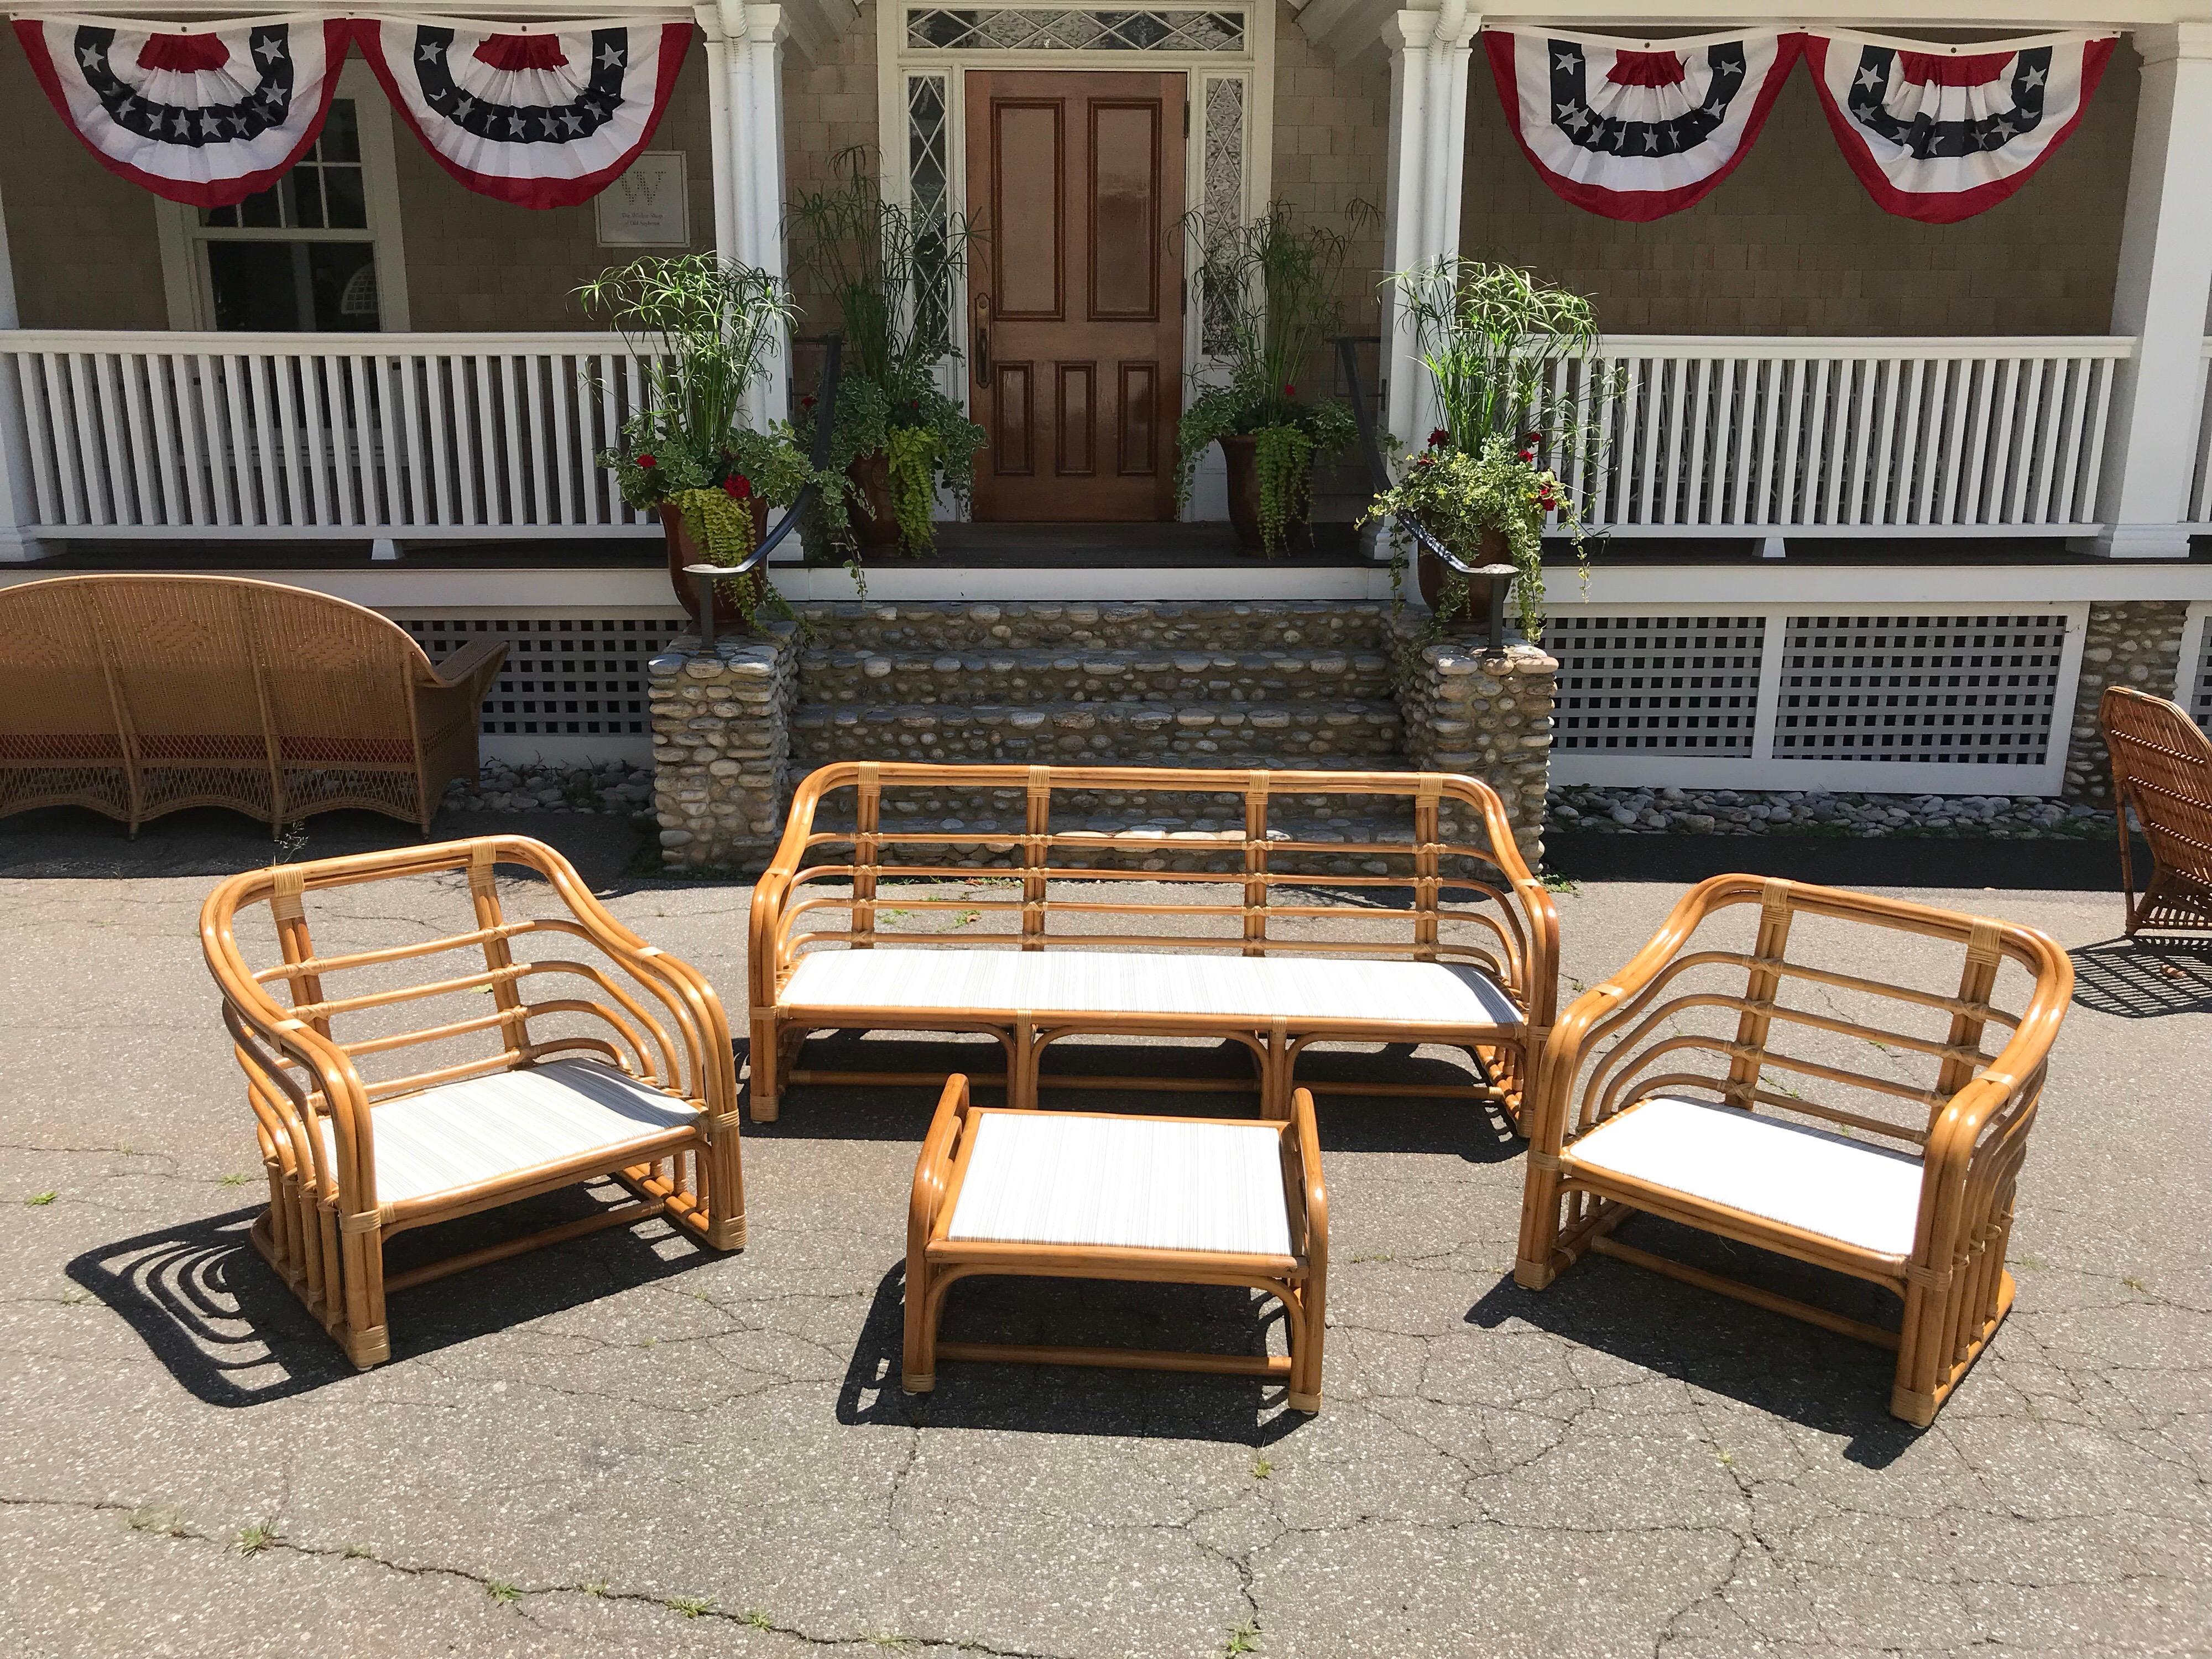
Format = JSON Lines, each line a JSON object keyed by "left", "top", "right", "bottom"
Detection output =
{"left": 903, "top": 1076, "right": 1329, "bottom": 1412}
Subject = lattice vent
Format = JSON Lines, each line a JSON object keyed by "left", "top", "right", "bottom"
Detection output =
{"left": 2192, "top": 619, "right": 2212, "bottom": 735}
{"left": 398, "top": 615, "right": 679, "bottom": 739}
{"left": 1775, "top": 613, "right": 2067, "bottom": 765}
{"left": 1551, "top": 614, "right": 1765, "bottom": 754}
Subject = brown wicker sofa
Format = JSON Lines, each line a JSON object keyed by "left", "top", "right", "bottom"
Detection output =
{"left": 746, "top": 760, "right": 1559, "bottom": 1127}
{"left": 0, "top": 573, "right": 503, "bottom": 835}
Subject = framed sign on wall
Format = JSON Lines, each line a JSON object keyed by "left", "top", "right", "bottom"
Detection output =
{"left": 594, "top": 152, "right": 690, "bottom": 247}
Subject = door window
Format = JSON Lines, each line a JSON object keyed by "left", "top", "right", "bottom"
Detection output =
{"left": 193, "top": 100, "right": 381, "bottom": 331}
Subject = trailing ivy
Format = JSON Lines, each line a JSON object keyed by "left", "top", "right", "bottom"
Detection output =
{"left": 668, "top": 482, "right": 796, "bottom": 633}
{"left": 1250, "top": 422, "right": 1314, "bottom": 559}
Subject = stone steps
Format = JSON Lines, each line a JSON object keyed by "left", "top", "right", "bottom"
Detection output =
{"left": 789, "top": 599, "right": 1394, "bottom": 655}
{"left": 790, "top": 698, "right": 1404, "bottom": 767}
{"left": 799, "top": 643, "right": 1395, "bottom": 708}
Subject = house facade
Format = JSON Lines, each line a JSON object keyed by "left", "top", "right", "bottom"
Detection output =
{"left": 1, "top": 0, "right": 2209, "bottom": 801}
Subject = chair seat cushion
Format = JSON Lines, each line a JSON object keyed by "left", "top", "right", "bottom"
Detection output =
{"left": 324, "top": 1058, "right": 700, "bottom": 1208}
{"left": 782, "top": 947, "right": 1522, "bottom": 1031}
{"left": 946, "top": 1111, "right": 1294, "bottom": 1259}
{"left": 1562, "top": 1095, "right": 1927, "bottom": 1259}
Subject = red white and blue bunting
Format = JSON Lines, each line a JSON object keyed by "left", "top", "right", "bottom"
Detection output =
{"left": 1802, "top": 30, "right": 2118, "bottom": 224}
{"left": 1483, "top": 28, "right": 1803, "bottom": 221}
{"left": 12, "top": 14, "right": 353, "bottom": 208}
{"left": 352, "top": 16, "right": 691, "bottom": 208}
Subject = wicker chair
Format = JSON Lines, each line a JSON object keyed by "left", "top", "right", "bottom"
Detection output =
{"left": 1516, "top": 876, "right": 2072, "bottom": 1426}
{"left": 201, "top": 836, "right": 744, "bottom": 1369}
{"left": 0, "top": 573, "right": 503, "bottom": 835}
{"left": 2101, "top": 685, "right": 2212, "bottom": 937}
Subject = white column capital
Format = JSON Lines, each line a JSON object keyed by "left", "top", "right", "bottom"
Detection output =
{"left": 1382, "top": 3, "right": 1479, "bottom": 55}
{"left": 1383, "top": 11, "right": 1438, "bottom": 54}
{"left": 739, "top": 4, "right": 790, "bottom": 47}
{"left": 2129, "top": 22, "right": 2212, "bottom": 69}
{"left": 693, "top": 2, "right": 725, "bottom": 43}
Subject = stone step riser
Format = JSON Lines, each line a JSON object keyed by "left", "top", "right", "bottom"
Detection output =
{"left": 799, "top": 649, "right": 1395, "bottom": 708}
{"left": 790, "top": 600, "right": 1394, "bottom": 655}
{"left": 792, "top": 702, "right": 1404, "bottom": 766}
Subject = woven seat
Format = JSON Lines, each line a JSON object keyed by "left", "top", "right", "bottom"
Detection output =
{"left": 781, "top": 947, "right": 1523, "bottom": 1031}
{"left": 1518, "top": 875, "right": 2073, "bottom": 1426}
{"left": 907, "top": 1081, "right": 1329, "bottom": 1411}
{"left": 202, "top": 836, "right": 744, "bottom": 1369}
{"left": 317, "top": 1059, "right": 701, "bottom": 1210}
{"left": 0, "top": 573, "right": 504, "bottom": 835}
{"left": 947, "top": 1112, "right": 1295, "bottom": 1257}
{"left": 1561, "top": 1095, "right": 1924, "bottom": 1260}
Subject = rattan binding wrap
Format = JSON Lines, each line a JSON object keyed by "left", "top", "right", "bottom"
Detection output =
{"left": 2101, "top": 685, "right": 2212, "bottom": 937}
{"left": 0, "top": 573, "right": 504, "bottom": 835}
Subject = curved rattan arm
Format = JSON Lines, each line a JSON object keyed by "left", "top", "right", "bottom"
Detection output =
{"left": 418, "top": 636, "right": 507, "bottom": 693}
{"left": 1288, "top": 1086, "right": 1328, "bottom": 1279}
{"left": 749, "top": 761, "right": 848, "bottom": 1012}
{"left": 1440, "top": 773, "right": 1559, "bottom": 1031}
{"left": 908, "top": 1074, "right": 973, "bottom": 1259}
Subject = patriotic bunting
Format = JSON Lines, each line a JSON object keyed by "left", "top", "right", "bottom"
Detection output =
{"left": 1484, "top": 28, "right": 1803, "bottom": 221}
{"left": 12, "top": 14, "right": 352, "bottom": 208}
{"left": 352, "top": 17, "right": 691, "bottom": 208}
{"left": 1803, "top": 30, "right": 2117, "bottom": 224}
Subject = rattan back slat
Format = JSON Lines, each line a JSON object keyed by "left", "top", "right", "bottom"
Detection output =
{"left": 2101, "top": 685, "right": 2212, "bottom": 936}
{"left": 1, "top": 573, "right": 504, "bottom": 835}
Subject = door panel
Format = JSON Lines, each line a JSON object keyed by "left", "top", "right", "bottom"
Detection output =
{"left": 968, "top": 70, "right": 1185, "bottom": 523}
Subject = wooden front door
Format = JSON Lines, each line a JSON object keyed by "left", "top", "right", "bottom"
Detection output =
{"left": 965, "top": 70, "right": 1185, "bottom": 522}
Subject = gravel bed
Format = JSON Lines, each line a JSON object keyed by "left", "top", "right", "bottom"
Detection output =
{"left": 442, "top": 760, "right": 656, "bottom": 818}
{"left": 1548, "top": 784, "right": 2119, "bottom": 839}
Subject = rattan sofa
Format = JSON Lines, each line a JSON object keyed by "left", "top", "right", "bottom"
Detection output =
{"left": 1516, "top": 875, "right": 2073, "bottom": 1426}
{"left": 0, "top": 573, "right": 503, "bottom": 835}
{"left": 201, "top": 835, "right": 744, "bottom": 1368}
{"left": 747, "top": 761, "right": 1558, "bottom": 1126}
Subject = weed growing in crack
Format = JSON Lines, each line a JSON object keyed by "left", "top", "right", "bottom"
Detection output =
{"left": 1714, "top": 1448, "right": 1736, "bottom": 1468}
{"left": 59, "top": 1287, "right": 91, "bottom": 1306}
{"left": 864, "top": 1636, "right": 916, "bottom": 1652}
{"left": 579, "top": 1580, "right": 609, "bottom": 1597}
{"left": 2015, "top": 1254, "right": 2048, "bottom": 1272}
{"left": 2122, "top": 1275, "right": 2149, "bottom": 1292}
{"left": 25, "top": 1191, "right": 56, "bottom": 1207}
{"left": 1250, "top": 1454, "right": 1273, "bottom": 1480}
{"left": 1542, "top": 873, "right": 1581, "bottom": 894}
{"left": 218, "top": 1172, "right": 251, "bottom": 1187}
{"left": 343, "top": 1544, "right": 374, "bottom": 1559}
{"left": 125, "top": 1505, "right": 190, "bottom": 1537}
{"left": 1226, "top": 1620, "right": 1261, "bottom": 1655}
{"left": 1349, "top": 1250, "right": 1395, "bottom": 1264}
{"left": 739, "top": 1609, "right": 773, "bottom": 1629}
{"left": 487, "top": 1579, "right": 521, "bottom": 1605}
{"left": 667, "top": 1596, "right": 713, "bottom": 1618}
{"left": 233, "top": 1522, "right": 277, "bottom": 1557}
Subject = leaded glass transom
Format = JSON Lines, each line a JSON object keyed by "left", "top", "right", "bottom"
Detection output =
{"left": 906, "top": 7, "right": 1245, "bottom": 52}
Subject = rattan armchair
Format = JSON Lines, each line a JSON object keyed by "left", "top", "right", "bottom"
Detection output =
{"left": 201, "top": 835, "right": 744, "bottom": 1369}
{"left": 2101, "top": 685, "right": 2212, "bottom": 937}
{"left": 1516, "top": 876, "right": 2072, "bottom": 1426}
{"left": 0, "top": 573, "right": 503, "bottom": 835}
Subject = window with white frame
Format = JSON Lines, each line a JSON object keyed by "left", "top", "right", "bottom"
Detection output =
{"left": 157, "top": 65, "right": 409, "bottom": 332}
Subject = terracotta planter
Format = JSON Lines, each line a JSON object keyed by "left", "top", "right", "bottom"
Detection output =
{"left": 1417, "top": 524, "right": 1511, "bottom": 626}
{"left": 662, "top": 498, "right": 770, "bottom": 634}
{"left": 1220, "top": 433, "right": 1311, "bottom": 559}
{"left": 846, "top": 451, "right": 904, "bottom": 550}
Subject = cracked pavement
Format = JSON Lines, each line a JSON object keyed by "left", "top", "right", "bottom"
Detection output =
{"left": 2, "top": 810, "right": 2208, "bottom": 1658}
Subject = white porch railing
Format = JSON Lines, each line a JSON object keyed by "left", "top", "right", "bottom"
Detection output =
{"left": 1543, "top": 336, "right": 2132, "bottom": 537}
{"left": 2189, "top": 338, "right": 2212, "bottom": 525}
{"left": 1, "top": 331, "right": 658, "bottom": 538}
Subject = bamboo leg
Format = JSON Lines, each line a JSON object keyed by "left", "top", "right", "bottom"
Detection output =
{"left": 749, "top": 1013, "right": 781, "bottom": 1123}
{"left": 339, "top": 1222, "right": 389, "bottom": 1368}
{"left": 902, "top": 1255, "right": 935, "bottom": 1393}
{"left": 1515, "top": 1157, "right": 1566, "bottom": 1288}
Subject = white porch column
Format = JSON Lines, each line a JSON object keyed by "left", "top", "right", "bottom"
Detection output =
{"left": 695, "top": 3, "right": 740, "bottom": 268}
{"left": 2095, "top": 23, "right": 2212, "bottom": 559}
{"left": 0, "top": 179, "right": 36, "bottom": 564}
{"left": 1380, "top": 3, "right": 1480, "bottom": 455}
{"left": 718, "top": 1, "right": 794, "bottom": 436}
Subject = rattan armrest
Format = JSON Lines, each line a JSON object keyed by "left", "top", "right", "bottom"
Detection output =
{"left": 419, "top": 637, "right": 507, "bottom": 694}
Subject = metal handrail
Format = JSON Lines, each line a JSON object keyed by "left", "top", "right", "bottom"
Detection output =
{"left": 1333, "top": 335, "right": 1516, "bottom": 653}
{"left": 686, "top": 334, "right": 843, "bottom": 643}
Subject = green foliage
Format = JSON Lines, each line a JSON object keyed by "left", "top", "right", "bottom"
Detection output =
{"left": 578, "top": 254, "right": 794, "bottom": 509}
{"left": 486, "top": 1579, "right": 521, "bottom": 1605}
{"left": 25, "top": 1190, "right": 56, "bottom": 1206}
{"left": 667, "top": 484, "right": 795, "bottom": 635}
{"left": 233, "top": 1522, "right": 276, "bottom": 1557}
{"left": 1363, "top": 434, "right": 1566, "bottom": 639}
{"left": 1173, "top": 203, "right": 1366, "bottom": 522}
{"left": 787, "top": 150, "right": 985, "bottom": 549}
{"left": 1390, "top": 258, "right": 1605, "bottom": 446}
{"left": 1251, "top": 424, "right": 1313, "bottom": 558}
{"left": 666, "top": 1595, "right": 714, "bottom": 1618}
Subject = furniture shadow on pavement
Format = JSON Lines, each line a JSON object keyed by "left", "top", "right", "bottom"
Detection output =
{"left": 836, "top": 1265, "right": 1308, "bottom": 1445}
{"left": 749, "top": 1033, "right": 1524, "bottom": 1159}
{"left": 2068, "top": 936, "right": 2212, "bottom": 1019}
{"left": 1467, "top": 1214, "right": 1922, "bottom": 1468}
{"left": 69, "top": 1185, "right": 713, "bottom": 1407}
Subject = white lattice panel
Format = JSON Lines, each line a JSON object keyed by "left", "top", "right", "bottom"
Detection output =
{"left": 1774, "top": 613, "right": 2068, "bottom": 768}
{"left": 1551, "top": 613, "right": 1766, "bottom": 755}
{"left": 389, "top": 609, "right": 685, "bottom": 766}
{"left": 2188, "top": 604, "right": 2212, "bottom": 734}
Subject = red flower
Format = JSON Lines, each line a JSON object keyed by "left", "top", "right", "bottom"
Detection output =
{"left": 635, "top": 453, "right": 657, "bottom": 469}
{"left": 722, "top": 473, "right": 753, "bottom": 500}
{"left": 1428, "top": 427, "right": 1451, "bottom": 448}
{"left": 1522, "top": 430, "right": 1543, "bottom": 447}
{"left": 800, "top": 394, "right": 817, "bottom": 410}
{"left": 1284, "top": 383, "right": 1297, "bottom": 398}
{"left": 1413, "top": 452, "right": 1436, "bottom": 469}
{"left": 1517, "top": 448, "right": 1536, "bottom": 463}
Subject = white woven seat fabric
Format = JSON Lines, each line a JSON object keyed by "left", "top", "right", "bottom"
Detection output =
{"left": 1562, "top": 1095, "right": 1927, "bottom": 1259}
{"left": 322, "top": 1058, "right": 700, "bottom": 1207}
{"left": 781, "top": 947, "right": 1521, "bottom": 1030}
{"left": 947, "top": 1112, "right": 1295, "bottom": 1258}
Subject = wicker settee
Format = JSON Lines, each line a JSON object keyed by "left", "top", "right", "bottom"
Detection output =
{"left": 0, "top": 573, "right": 503, "bottom": 835}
